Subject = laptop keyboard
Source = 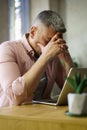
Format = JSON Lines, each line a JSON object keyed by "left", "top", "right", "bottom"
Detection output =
{"left": 38, "top": 98, "right": 57, "bottom": 103}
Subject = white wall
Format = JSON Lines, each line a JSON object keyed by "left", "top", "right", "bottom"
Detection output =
{"left": 29, "top": 0, "right": 50, "bottom": 26}
{"left": 60, "top": 0, "right": 87, "bottom": 67}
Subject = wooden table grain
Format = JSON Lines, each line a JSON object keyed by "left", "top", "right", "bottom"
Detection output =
{"left": 0, "top": 104, "right": 87, "bottom": 130}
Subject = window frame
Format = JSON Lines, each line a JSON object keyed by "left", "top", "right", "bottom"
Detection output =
{"left": 8, "top": 0, "right": 29, "bottom": 40}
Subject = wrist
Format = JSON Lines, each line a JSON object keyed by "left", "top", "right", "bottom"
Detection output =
{"left": 40, "top": 53, "right": 52, "bottom": 64}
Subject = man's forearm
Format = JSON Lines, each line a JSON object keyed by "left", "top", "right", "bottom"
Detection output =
{"left": 23, "top": 54, "right": 50, "bottom": 98}
{"left": 58, "top": 51, "right": 74, "bottom": 74}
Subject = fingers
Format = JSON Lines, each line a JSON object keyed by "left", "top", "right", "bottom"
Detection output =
{"left": 51, "top": 33, "right": 58, "bottom": 41}
{"left": 52, "top": 36, "right": 68, "bottom": 51}
{"left": 59, "top": 44, "right": 68, "bottom": 49}
{"left": 51, "top": 33, "right": 63, "bottom": 42}
{"left": 51, "top": 33, "right": 66, "bottom": 45}
{"left": 57, "top": 38, "right": 66, "bottom": 43}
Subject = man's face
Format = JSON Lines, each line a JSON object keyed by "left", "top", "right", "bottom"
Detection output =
{"left": 29, "top": 23, "right": 63, "bottom": 54}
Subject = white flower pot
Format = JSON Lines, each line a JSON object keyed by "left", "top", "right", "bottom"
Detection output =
{"left": 68, "top": 93, "right": 87, "bottom": 115}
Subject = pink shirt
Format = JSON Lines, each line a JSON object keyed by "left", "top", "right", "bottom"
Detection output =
{"left": 0, "top": 33, "right": 65, "bottom": 107}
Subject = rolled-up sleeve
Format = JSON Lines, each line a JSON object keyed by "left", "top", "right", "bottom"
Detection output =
{"left": 12, "top": 77, "right": 25, "bottom": 96}
{"left": 0, "top": 62, "right": 28, "bottom": 106}
{"left": 6, "top": 76, "right": 28, "bottom": 106}
{"left": 0, "top": 42, "right": 28, "bottom": 107}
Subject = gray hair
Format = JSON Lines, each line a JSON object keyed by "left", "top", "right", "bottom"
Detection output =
{"left": 34, "top": 10, "right": 66, "bottom": 33}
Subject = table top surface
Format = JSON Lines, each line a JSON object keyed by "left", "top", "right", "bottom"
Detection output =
{"left": 0, "top": 104, "right": 87, "bottom": 124}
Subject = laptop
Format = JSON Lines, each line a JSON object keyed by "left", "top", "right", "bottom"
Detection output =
{"left": 32, "top": 68, "right": 87, "bottom": 106}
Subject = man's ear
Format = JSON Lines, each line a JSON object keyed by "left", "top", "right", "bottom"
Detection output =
{"left": 30, "top": 26, "right": 37, "bottom": 38}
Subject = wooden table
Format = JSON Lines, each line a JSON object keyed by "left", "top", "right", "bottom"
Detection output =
{"left": 0, "top": 104, "right": 87, "bottom": 130}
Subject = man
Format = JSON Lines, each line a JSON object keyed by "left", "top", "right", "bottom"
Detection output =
{"left": 0, "top": 10, "right": 74, "bottom": 107}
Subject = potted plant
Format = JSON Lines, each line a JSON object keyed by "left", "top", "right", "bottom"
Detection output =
{"left": 67, "top": 72, "right": 87, "bottom": 115}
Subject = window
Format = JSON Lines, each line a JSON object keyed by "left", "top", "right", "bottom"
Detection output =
{"left": 8, "top": 0, "right": 29, "bottom": 40}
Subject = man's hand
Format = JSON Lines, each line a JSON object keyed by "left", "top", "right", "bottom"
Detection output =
{"left": 38, "top": 33, "right": 68, "bottom": 61}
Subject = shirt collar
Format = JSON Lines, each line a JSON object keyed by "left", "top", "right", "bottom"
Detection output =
{"left": 21, "top": 33, "right": 39, "bottom": 60}
{"left": 21, "top": 33, "right": 35, "bottom": 57}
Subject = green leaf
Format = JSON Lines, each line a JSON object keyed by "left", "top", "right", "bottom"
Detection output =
{"left": 75, "top": 72, "right": 81, "bottom": 86}
{"left": 76, "top": 75, "right": 87, "bottom": 93}
{"left": 67, "top": 77, "right": 77, "bottom": 91}
{"left": 67, "top": 73, "right": 87, "bottom": 94}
